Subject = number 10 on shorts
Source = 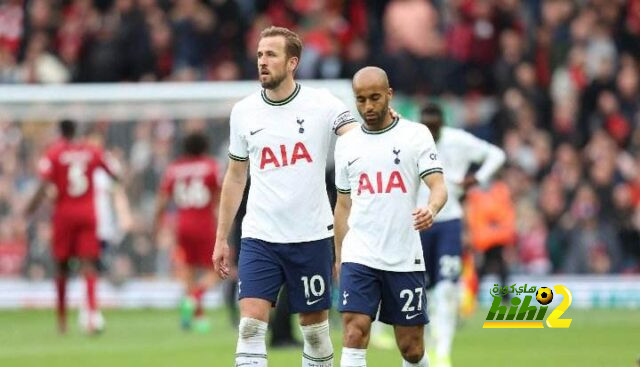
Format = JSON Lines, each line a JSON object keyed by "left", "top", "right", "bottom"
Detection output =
{"left": 301, "top": 275, "right": 326, "bottom": 298}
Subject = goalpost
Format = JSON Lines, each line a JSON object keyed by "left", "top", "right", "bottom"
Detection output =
{"left": 0, "top": 80, "right": 356, "bottom": 122}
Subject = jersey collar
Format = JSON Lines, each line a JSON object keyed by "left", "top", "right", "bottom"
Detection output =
{"left": 261, "top": 83, "right": 301, "bottom": 106}
{"left": 361, "top": 117, "right": 399, "bottom": 135}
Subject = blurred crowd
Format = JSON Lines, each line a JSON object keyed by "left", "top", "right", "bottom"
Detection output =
{"left": 1, "top": 0, "right": 640, "bottom": 279}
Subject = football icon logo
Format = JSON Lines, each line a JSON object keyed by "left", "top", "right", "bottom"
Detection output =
{"left": 536, "top": 286, "right": 553, "bottom": 305}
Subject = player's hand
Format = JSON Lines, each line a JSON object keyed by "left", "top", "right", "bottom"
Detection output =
{"left": 413, "top": 207, "right": 434, "bottom": 231}
{"left": 389, "top": 107, "right": 401, "bottom": 120}
{"left": 213, "top": 239, "right": 231, "bottom": 279}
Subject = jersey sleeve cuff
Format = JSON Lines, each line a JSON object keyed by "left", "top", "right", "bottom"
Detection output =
{"left": 228, "top": 152, "right": 249, "bottom": 161}
{"left": 419, "top": 168, "right": 443, "bottom": 178}
{"left": 334, "top": 119, "right": 358, "bottom": 134}
{"left": 336, "top": 187, "right": 351, "bottom": 194}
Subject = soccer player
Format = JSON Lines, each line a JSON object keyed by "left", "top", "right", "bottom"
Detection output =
{"left": 417, "top": 103, "right": 506, "bottom": 367}
{"left": 153, "top": 132, "right": 221, "bottom": 331}
{"left": 87, "top": 129, "right": 131, "bottom": 274}
{"left": 25, "top": 119, "right": 117, "bottom": 334}
{"left": 213, "top": 26, "right": 357, "bottom": 367}
{"left": 334, "top": 66, "right": 448, "bottom": 367}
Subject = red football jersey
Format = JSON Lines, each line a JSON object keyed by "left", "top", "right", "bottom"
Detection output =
{"left": 38, "top": 139, "right": 111, "bottom": 219}
{"left": 159, "top": 156, "right": 220, "bottom": 236}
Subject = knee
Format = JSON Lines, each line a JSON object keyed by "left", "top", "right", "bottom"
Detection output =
{"left": 300, "top": 320, "right": 333, "bottom": 356}
{"left": 343, "top": 321, "right": 369, "bottom": 348}
{"left": 238, "top": 317, "right": 268, "bottom": 340}
{"left": 399, "top": 342, "right": 424, "bottom": 364}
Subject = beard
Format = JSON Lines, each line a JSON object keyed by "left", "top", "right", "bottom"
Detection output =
{"left": 363, "top": 105, "right": 389, "bottom": 128}
{"left": 260, "top": 71, "right": 287, "bottom": 89}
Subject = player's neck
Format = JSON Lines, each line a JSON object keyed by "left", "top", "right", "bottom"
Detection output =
{"left": 264, "top": 78, "right": 297, "bottom": 102}
{"left": 365, "top": 114, "right": 395, "bottom": 132}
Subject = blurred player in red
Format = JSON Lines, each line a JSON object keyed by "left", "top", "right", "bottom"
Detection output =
{"left": 153, "top": 132, "right": 221, "bottom": 331}
{"left": 25, "top": 119, "right": 117, "bottom": 334}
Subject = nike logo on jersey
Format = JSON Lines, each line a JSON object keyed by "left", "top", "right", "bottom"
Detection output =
{"left": 406, "top": 313, "right": 422, "bottom": 320}
{"left": 250, "top": 128, "right": 265, "bottom": 135}
{"left": 347, "top": 158, "right": 360, "bottom": 166}
{"left": 306, "top": 298, "right": 323, "bottom": 306}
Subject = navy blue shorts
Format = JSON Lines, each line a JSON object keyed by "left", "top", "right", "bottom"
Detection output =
{"left": 338, "top": 262, "right": 428, "bottom": 326}
{"left": 237, "top": 237, "right": 333, "bottom": 313}
{"left": 420, "top": 219, "right": 463, "bottom": 288}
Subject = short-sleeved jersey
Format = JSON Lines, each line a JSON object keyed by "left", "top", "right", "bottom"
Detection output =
{"left": 159, "top": 156, "right": 220, "bottom": 233}
{"left": 38, "top": 139, "right": 111, "bottom": 218}
{"left": 335, "top": 118, "right": 443, "bottom": 272}
{"left": 416, "top": 127, "right": 505, "bottom": 222}
{"left": 228, "top": 83, "right": 357, "bottom": 243}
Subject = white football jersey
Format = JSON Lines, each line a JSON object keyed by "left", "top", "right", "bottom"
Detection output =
{"left": 417, "top": 127, "right": 506, "bottom": 222}
{"left": 335, "top": 118, "right": 443, "bottom": 272}
{"left": 94, "top": 168, "right": 118, "bottom": 243}
{"left": 229, "top": 83, "right": 357, "bottom": 243}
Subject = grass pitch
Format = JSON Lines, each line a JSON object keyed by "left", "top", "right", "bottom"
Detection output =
{"left": 0, "top": 307, "right": 637, "bottom": 367}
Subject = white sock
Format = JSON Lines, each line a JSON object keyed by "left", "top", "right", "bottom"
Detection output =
{"left": 403, "top": 353, "right": 429, "bottom": 367}
{"left": 433, "top": 281, "right": 459, "bottom": 360}
{"left": 300, "top": 320, "right": 333, "bottom": 367}
{"left": 340, "top": 347, "right": 366, "bottom": 367}
{"left": 236, "top": 317, "right": 268, "bottom": 367}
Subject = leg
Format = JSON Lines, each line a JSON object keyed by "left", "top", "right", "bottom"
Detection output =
{"left": 76, "top": 221, "right": 102, "bottom": 332}
{"left": 337, "top": 263, "right": 382, "bottom": 367}
{"left": 235, "top": 238, "right": 286, "bottom": 367}
{"left": 80, "top": 258, "right": 99, "bottom": 312}
{"left": 51, "top": 218, "right": 72, "bottom": 334}
{"left": 179, "top": 265, "right": 197, "bottom": 329}
{"left": 79, "top": 258, "right": 103, "bottom": 333}
{"left": 55, "top": 260, "right": 69, "bottom": 334}
{"left": 429, "top": 220, "right": 462, "bottom": 367}
{"left": 420, "top": 224, "right": 439, "bottom": 358}
{"left": 236, "top": 298, "right": 271, "bottom": 367}
{"left": 193, "top": 267, "right": 218, "bottom": 318}
{"left": 377, "top": 270, "right": 429, "bottom": 367}
{"left": 341, "top": 312, "right": 371, "bottom": 367}
{"left": 191, "top": 267, "right": 220, "bottom": 332}
{"left": 495, "top": 246, "right": 509, "bottom": 292}
{"left": 281, "top": 238, "right": 335, "bottom": 366}
{"left": 299, "top": 309, "right": 332, "bottom": 366}
{"left": 395, "top": 325, "right": 428, "bottom": 366}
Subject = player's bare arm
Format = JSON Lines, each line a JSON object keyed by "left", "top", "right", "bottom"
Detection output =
{"left": 213, "top": 159, "right": 248, "bottom": 278}
{"left": 113, "top": 183, "right": 133, "bottom": 233}
{"left": 413, "top": 172, "right": 447, "bottom": 231}
{"left": 210, "top": 178, "right": 222, "bottom": 218}
{"left": 467, "top": 141, "right": 506, "bottom": 190}
{"left": 24, "top": 181, "right": 49, "bottom": 216}
{"left": 333, "top": 192, "right": 352, "bottom": 279}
